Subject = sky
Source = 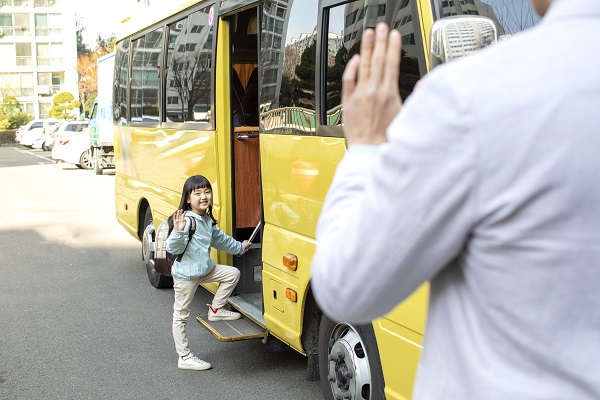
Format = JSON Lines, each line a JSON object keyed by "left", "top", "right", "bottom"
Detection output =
{"left": 69, "top": 0, "right": 322, "bottom": 48}
{"left": 68, "top": 0, "right": 170, "bottom": 47}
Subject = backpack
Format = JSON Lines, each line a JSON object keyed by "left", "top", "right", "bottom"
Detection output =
{"left": 154, "top": 214, "right": 196, "bottom": 275}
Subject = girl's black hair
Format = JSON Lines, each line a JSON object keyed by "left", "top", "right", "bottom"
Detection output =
{"left": 177, "top": 175, "right": 218, "bottom": 225}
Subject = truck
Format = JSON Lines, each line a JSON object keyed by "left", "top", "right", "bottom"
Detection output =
{"left": 89, "top": 52, "right": 115, "bottom": 175}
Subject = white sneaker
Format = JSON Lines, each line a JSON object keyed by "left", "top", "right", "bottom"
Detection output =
{"left": 208, "top": 305, "right": 241, "bottom": 321}
{"left": 178, "top": 354, "right": 212, "bottom": 370}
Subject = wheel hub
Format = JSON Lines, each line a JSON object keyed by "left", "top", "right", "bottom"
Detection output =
{"left": 142, "top": 223, "right": 155, "bottom": 268}
{"left": 327, "top": 324, "right": 372, "bottom": 400}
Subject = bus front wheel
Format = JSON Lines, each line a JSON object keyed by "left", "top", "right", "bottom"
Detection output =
{"left": 142, "top": 208, "right": 173, "bottom": 289}
{"left": 318, "top": 315, "right": 385, "bottom": 400}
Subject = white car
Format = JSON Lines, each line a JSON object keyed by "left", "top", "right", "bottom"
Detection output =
{"left": 16, "top": 120, "right": 45, "bottom": 145}
{"left": 20, "top": 119, "right": 59, "bottom": 147}
{"left": 52, "top": 123, "right": 93, "bottom": 169}
{"left": 33, "top": 120, "right": 86, "bottom": 151}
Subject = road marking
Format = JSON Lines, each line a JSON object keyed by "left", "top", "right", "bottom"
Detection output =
{"left": 18, "top": 148, "right": 55, "bottom": 163}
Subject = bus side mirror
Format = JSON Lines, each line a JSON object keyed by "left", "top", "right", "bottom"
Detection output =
{"left": 429, "top": 16, "right": 498, "bottom": 69}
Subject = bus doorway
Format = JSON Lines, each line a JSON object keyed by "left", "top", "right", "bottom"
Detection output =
{"left": 227, "top": 7, "right": 263, "bottom": 320}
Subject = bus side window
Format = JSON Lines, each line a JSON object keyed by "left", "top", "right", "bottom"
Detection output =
{"left": 131, "top": 27, "right": 163, "bottom": 124}
{"left": 165, "top": 8, "right": 215, "bottom": 126}
{"left": 324, "top": 0, "right": 427, "bottom": 127}
{"left": 113, "top": 38, "right": 130, "bottom": 124}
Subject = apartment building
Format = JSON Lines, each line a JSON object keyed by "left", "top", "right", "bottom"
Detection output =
{"left": 0, "top": 0, "right": 78, "bottom": 119}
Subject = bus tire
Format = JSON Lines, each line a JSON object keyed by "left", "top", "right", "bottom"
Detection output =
{"left": 94, "top": 148, "right": 103, "bottom": 175}
{"left": 142, "top": 207, "right": 173, "bottom": 289}
{"left": 318, "top": 315, "right": 385, "bottom": 400}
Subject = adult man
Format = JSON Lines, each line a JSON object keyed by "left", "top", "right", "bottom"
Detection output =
{"left": 311, "top": 0, "right": 600, "bottom": 398}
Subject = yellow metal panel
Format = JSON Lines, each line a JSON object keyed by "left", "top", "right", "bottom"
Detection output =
{"left": 373, "top": 285, "right": 429, "bottom": 400}
{"left": 259, "top": 133, "right": 346, "bottom": 353}
{"left": 115, "top": 16, "right": 238, "bottom": 267}
{"left": 262, "top": 267, "right": 304, "bottom": 353}
{"left": 260, "top": 134, "right": 347, "bottom": 238}
{"left": 417, "top": 0, "right": 435, "bottom": 71}
{"left": 114, "top": 123, "right": 220, "bottom": 225}
{"left": 213, "top": 17, "right": 236, "bottom": 266}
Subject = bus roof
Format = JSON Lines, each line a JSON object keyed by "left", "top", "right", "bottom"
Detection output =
{"left": 116, "top": 0, "right": 206, "bottom": 42}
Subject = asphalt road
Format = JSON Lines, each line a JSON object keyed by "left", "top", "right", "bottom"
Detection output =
{"left": 0, "top": 146, "right": 322, "bottom": 400}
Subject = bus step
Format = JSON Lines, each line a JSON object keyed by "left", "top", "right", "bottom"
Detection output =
{"left": 196, "top": 314, "right": 266, "bottom": 342}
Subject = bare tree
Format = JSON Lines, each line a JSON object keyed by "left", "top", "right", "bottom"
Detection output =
{"left": 168, "top": 49, "right": 211, "bottom": 120}
{"left": 77, "top": 48, "right": 110, "bottom": 111}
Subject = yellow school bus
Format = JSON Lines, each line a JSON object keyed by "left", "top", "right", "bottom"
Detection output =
{"left": 113, "top": 1, "right": 538, "bottom": 398}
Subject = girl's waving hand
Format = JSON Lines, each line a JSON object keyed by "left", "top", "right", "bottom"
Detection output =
{"left": 173, "top": 209, "right": 187, "bottom": 232}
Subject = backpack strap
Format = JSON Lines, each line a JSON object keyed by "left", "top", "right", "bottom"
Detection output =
{"left": 175, "top": 217, "right": 196, "bottom": 262}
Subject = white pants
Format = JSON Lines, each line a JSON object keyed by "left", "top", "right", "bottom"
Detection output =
{"left": 172, "top": 264, "right": 240, "bottom": 357}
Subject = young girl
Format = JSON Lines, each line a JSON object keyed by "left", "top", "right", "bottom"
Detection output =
{"left": 166, "top": 175, "right": 250, "bottom": 371}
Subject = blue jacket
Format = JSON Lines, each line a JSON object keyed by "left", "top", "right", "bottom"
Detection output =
{"left": 165, "top": 210, "right": 243, "bottom": 280}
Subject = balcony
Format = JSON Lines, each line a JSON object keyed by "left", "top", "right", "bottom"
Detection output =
{"left": 34, "top": 0, "right": 59, "bottom": 6}
{"left": 16, "top": 56, "right": 33, "bottom": 66}
{"left": 36, "top": 57, "right": 63, "bottom": 66}
{"left": 0, "top": 56, "right": 33, "bottom": 67}
{"left": 1, "top": 0, "right": 31, "bottom": 5}
{"left": 37, "top": 84, "right": 61, "bottom": 96}
{"left": 35, "top": 27, "right": 62, "bottom": 37}
{"left": 0, "top": 87, "right": 35, "bottom": 97}
{"left": 0, "top": 26, "right": 31, "bottom": 37}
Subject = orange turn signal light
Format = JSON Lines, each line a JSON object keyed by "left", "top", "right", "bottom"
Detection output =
{"left": 283, "top": 253, "right": 297, "bottom": 271}
{"left": 285, "top": 288, "right": 297, "bottom": 302}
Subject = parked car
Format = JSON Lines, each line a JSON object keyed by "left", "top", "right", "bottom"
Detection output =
{"left": 33, "top": 120, "right": 86, "bottom": 151}
{"left": 51, "top": 122, "right": 92, "bottom": 169}
{"left": 20, "top": 119, "right": 59, "bottom": 147}
{"left": 15, "top": 120, "right": 45, "bottom": 144}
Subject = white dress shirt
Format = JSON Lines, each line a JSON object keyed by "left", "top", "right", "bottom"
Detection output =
{"left": 311, "top": 0, "right": 600, "bottom": 398}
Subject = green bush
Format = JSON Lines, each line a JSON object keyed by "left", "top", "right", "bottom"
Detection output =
{"left": 7, "top": 112, "right": 31, "bottom": 129}
{"left": 0, "top": 97, "right": 32, "bottom": 129}
{"left": 0, "top": 130, "right": 16, "bottom": 144}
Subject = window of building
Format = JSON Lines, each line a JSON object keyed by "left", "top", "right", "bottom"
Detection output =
{"left": 36, "top": 42, "right": 62, "bottom": 66}
{"left": 274, "top": 19, "right": 284, "bottom": 35}
{"left": 39, "top": 101, "right": 52, "bottom": 118}
{"left": 16, "top": 43, "right": 32, "bottom": 66}
{"left": 345, "top": 9, "right": 358, "bottom": 26}
{"left": 34, "top": 14, "right": 61, "bottom": 36}
{"left": 0, "top": 72, "right": 33, "bottom": 96}
{"left": 13, "top": 14, "right": 30, "bottom": 36}
{"left": 21, "top": 102, "right": 34, "bottom": 115}
{"left": 38, "top": 71, "right": 63, "bottom": 94}
{"left": 438, "top": 0, "right": 540, "bottom": 35}
{"left": 34, "top": 0, "right": 59, "bottom": 7}
{"left": 0, "top": 14, "right": 12, "bottom": 34}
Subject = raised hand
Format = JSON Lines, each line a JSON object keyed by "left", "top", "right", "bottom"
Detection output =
{"left": 341, "top": 23, "right": 402, "bottom": 147}
{"left": 173, "top": 209, "right": 187, "bottom": 232}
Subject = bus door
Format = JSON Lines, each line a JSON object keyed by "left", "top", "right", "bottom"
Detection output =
{"left": 256, "top": 0, "right": 337, "bottom": 355}
{"left": 220, "top": 6, "right": 265, "bottom": 324}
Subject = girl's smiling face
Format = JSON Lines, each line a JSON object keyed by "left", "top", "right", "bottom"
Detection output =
{"left": 187, "top": 187, "right": 213, "bottom": 215}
